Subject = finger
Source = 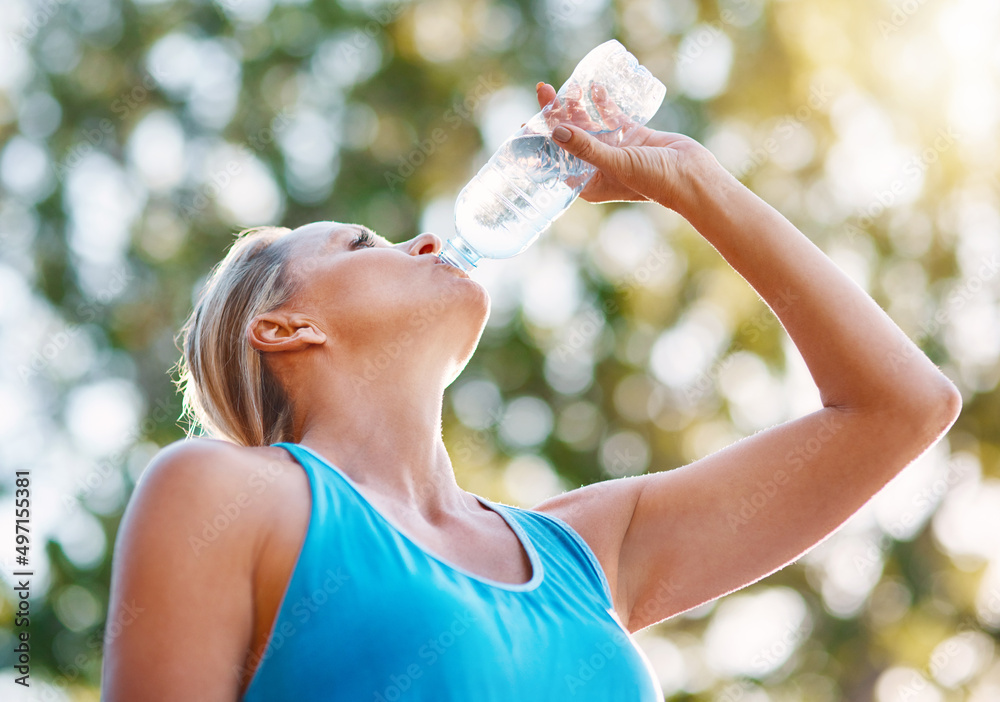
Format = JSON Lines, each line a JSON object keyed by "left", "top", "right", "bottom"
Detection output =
{"left": 551, "top": 123, "right": 627, "bottom": 176}
{"left": 591, "top": 83, "right": 628, "bottom": 131}
{"left": 536, "top": 82, "right": 558, "bottom": 109}
{"left": 551, "top": 88, "right": 599, "bottom": 131}
{"left": 540, "top": 90, "right": 570, "bottom": 130}
{"left": 567, "top": 100, "right": 600, "bottom": 131}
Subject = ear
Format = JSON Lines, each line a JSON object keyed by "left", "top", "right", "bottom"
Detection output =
{"left": 247, "top": 311, "right": 327, "bottom": 353}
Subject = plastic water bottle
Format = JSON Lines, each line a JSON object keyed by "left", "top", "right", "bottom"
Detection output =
{"left": 437, "top": 40, "right": 666, "bottom": 273}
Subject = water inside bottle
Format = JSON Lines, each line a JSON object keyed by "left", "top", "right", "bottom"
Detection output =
{"left": 454, "top": 130, "right": 616, "bottom": 259}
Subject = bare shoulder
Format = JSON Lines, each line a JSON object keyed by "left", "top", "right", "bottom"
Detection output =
{"left": 138, "top": 436, "right": 285, "bottom": 487}
{"left": 132, "top": 438, "right": 303, "bottom": 517}
{"left": 103, "top": 438, "right": 308, "bottom": 700}
{"left": 530, "top": 474, "right": 647, "bottom": 618}
{"left": 121, "top": 437, "right": 312, "bottom": 562}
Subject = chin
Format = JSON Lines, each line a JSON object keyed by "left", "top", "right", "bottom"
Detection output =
{"left": 446, "top": 305, "right": 490, "bottom": 388}
{"left": 469, "top": 290, "right": 491, "bottom": 338}
{"left": 452, "top": 279, "right": 490, "bottom": 323}
{"left": 474, "top": 282, "right": 492, "bottom": 315}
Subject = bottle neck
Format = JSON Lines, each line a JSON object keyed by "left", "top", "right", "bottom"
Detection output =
{"left": 437, "top": 236, "right": 481, "bottom": 273}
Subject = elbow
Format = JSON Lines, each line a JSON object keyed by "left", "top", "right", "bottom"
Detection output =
{"left": 860, "top": 369, "right": 963, "bottom": 443}
{"left": 936, "top": 374, "right": 963, "bottom": 430}
{"left": 911, "top": 372, "right": 963, "bottom": 440}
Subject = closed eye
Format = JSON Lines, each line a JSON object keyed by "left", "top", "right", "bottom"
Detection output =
{"left": 350, "top": 228, "right": 378, "bottom": 249}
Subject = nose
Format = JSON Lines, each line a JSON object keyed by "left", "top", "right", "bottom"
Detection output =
{"left": 406, "top": 232, "right": 444, "bottom": 257}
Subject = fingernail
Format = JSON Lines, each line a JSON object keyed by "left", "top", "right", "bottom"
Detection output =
{"left": 536, "top": 82, "right": 544, "bottom": 91}
{"left": 552, "top": 126, "right": 571, "bottom": 142}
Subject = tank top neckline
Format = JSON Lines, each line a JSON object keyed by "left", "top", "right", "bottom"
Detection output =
{"left": 280, "top": 442, "right": 545, "bottom": 592}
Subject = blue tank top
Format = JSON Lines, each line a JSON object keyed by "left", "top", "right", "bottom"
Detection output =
{"left": 242, "top": 442, "right": 662, "bottom": 701}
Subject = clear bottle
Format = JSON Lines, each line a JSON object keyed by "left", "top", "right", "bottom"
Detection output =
{"left": 437, "top": 40, "right": 666, "bottom": 273}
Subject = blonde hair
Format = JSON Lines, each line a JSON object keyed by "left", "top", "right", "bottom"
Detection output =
{"left": 173, "top": 225, "right": 301, "bottom": 447}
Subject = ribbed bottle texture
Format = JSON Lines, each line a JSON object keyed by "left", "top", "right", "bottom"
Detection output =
{"left": 438, "top": 40, "right": 666, "bottom": 273}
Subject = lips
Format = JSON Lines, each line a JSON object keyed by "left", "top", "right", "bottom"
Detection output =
{"left": 435, "top": 260, "right": 470, "bottom": 278}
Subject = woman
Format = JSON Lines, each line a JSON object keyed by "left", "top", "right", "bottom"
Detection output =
{"left": 102, "top": 81, "right": 961, "bottom": 701}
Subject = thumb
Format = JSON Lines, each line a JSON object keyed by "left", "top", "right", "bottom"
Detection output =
{"left": 551, "top": 123, "right": 625, "bottom": 174}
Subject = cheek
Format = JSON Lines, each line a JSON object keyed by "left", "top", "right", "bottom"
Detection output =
{"left": 342, "top": 263, "right": 426, "bottom": 320}
{"left": 322, "top": 256, "right": 443, "bottom": 328}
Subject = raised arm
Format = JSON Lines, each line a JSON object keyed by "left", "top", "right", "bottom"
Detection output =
{"left": 535, "top": 108, "right": 961, "bottom": 632}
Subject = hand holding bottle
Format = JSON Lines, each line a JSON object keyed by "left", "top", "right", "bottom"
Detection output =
{"left": 438, "top": 40, "right": 673, "bottom": 273}
{"left": 535, "top": 81, "right": 719, "bottom": 213}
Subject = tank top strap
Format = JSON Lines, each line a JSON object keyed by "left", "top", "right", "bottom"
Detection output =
{"left": 486, "top": 500, "right": 615, "bottom": 611}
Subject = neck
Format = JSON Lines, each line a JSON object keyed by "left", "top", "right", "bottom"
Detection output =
{"left": 293, "top": 364, "right": 476, "bottom": 525}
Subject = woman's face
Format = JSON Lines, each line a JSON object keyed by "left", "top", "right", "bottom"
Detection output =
{"left": 279, "top": 220, "right": 490, "bottom": 382}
